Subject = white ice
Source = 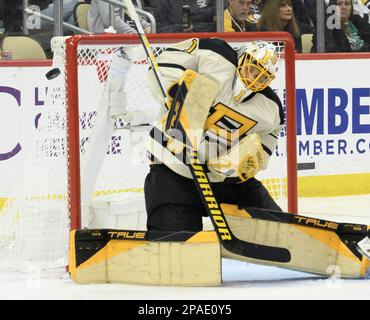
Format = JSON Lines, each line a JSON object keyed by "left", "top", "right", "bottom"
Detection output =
{"left": 0, "top": 194, "right": 369, "bottom": 300}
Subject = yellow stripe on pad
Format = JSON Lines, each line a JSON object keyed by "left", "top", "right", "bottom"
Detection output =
{"left": 78, "top": 240, "right": 147, "bottom": 271}
{"left": 186, "top": 231, "right": 218, "bottom": 244}
{"left": 292, "top": 224, "right": 359, "bottom": 263}
{"left": 221, "top": 203, "right": 252, "bottom": 218}
{"left": 68, "top": 230, "right": 77, "bottom": 280}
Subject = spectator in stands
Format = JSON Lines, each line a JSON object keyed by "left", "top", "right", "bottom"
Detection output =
{"left": 154, "top": 0, "right": 216, "bottom": 33}
{"left": 292, "top": 0, "right": 315, "bottom": 33}
{"left": 297, "top": 0, "right": 370, "bottom": 28}
{"left": 224, "top": 0, "right": 257, "bottom": 32}
{"left": 26, "top": 1, "right": 79, "bottom": 56}
{"left": 257, "top": 0, "right": 302, "bottom": 52}
{"left": 244, "top": 0, "right": 315, "bottom": 29}
{"left": 0, "top": 0, "right": 24, "bottom": 35}
{"left": 87, "top": 0, "right": 150, "bottom": 34}
{"left": 34, "top": 0, "right": 79, "bottom": 27}
{"left": 314, "top": 0, "right": 370, "bottom": 52}
{"left": 0, "top": 0, "right": 80, "bottom": 36}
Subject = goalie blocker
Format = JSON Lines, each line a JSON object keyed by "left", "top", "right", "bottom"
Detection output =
{"left": 69, "top": 207, "right": 370, "bottom": 285}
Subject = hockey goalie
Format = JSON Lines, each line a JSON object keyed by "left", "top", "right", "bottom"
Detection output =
{"left": 69, "top": 38, "right": 370, "bottom": 286}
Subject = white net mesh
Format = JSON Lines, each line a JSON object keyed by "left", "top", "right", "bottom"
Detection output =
{"left": 0, "top": 34, "right": 293, "bottom": 272}
{"left": 0, "top": 39, "right": 69, "bottom": 272}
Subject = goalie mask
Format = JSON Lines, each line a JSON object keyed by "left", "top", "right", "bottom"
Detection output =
{"left": 236, "top": 41, "right": 278, "bottom": 92}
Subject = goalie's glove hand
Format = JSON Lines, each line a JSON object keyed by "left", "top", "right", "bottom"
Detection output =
{"left": 207, "top": 133, "right": 266, "bottom": 182}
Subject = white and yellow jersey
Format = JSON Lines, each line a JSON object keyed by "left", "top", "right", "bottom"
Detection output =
{"left": 146, "top": 38, "right": 284, "bottom": 183}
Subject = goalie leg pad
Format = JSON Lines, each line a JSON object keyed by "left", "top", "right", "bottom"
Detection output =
{"left": 69, "top": 229, "right": 221, "bottom": 286}
{"left": 221, "top": 204, "right": 369, "bottom": 278}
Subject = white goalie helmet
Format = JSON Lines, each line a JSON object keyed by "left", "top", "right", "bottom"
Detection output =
{"left": 237, "top": 41, "right": 278, "bottom": 92}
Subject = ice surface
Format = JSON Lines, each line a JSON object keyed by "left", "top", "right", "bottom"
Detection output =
{"left": 0, "top": 195, "right": 369, "bottom": 300}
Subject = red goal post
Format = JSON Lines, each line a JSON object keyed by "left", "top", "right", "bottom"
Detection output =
{"left": 63, "top": 32, "right": 297, "bottom": 230}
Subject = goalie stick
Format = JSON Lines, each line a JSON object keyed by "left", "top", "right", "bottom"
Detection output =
{"left": 123, "top": 0, "right": 291, "bottom": 263}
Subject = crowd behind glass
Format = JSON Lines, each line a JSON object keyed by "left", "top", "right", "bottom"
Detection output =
{"left": 0, "top": 0, "right": 370, "bottom": 57}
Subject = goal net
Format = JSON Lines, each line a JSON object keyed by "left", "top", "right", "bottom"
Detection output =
{"left": 0, "top": 33, "right": 297, "bottom": 272}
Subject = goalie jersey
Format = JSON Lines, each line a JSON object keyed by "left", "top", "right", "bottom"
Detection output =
{"left": 146, "top": 38, "right": 284, "bottom": 183}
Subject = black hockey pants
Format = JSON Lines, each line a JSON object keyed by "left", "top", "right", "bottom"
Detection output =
{"left": 144, "top": 164, "right": 282, "bottom": 232}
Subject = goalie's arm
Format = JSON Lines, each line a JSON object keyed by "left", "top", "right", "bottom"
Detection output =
{"left": 147, "top": 41, "right": 198, "bottom": 104}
